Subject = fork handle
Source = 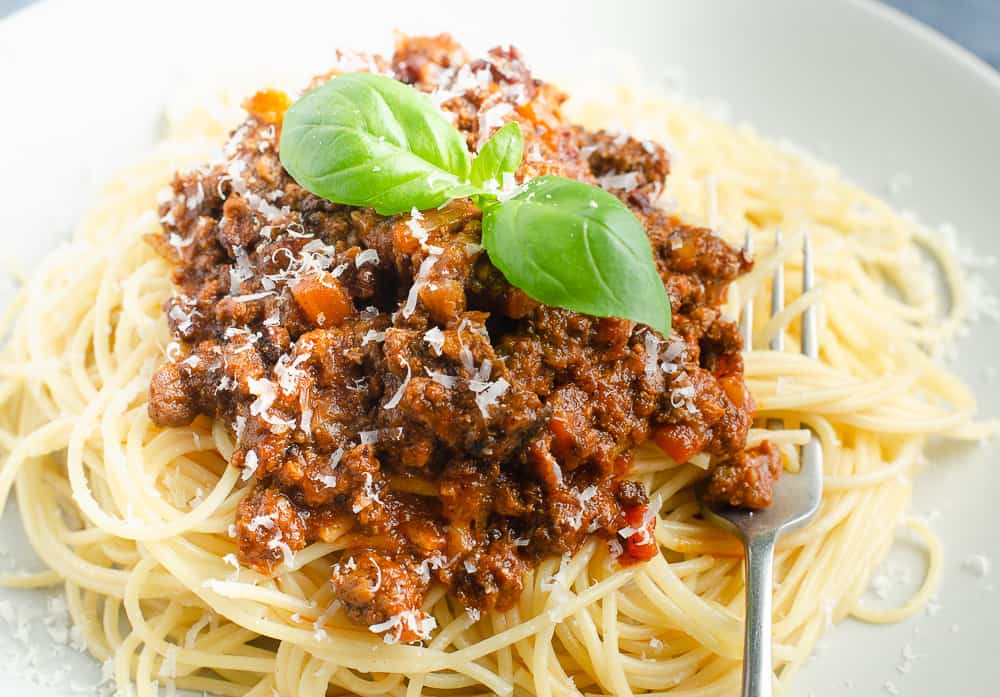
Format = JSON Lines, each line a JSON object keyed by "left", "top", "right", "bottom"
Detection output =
{"left": 742, "top": 531, "right": 777, "bottom": 697}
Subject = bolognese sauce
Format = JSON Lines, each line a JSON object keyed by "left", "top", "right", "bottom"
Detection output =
{"left": 147, "top": 34, "right": 779, "bottom": 642}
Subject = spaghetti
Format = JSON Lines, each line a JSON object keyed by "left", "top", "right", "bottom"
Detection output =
{"left": 0, "top": 59, "right": 992, "bottom": 697}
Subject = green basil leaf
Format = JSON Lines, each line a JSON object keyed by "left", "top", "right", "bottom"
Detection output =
{"left": 444, "top": 182, "right": 484, "bottom": 201}
{"left": 469, "top": 121, "right": 523, "bottom": 188}
{"left": 279, "top": 73, "right": 471, "bottom": 215}
{"left": 482, "top": 176, "right": 671, "bottom": 335}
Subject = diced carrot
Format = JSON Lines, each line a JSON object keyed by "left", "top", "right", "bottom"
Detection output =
{"left": 652, "top": 424, "right": 704, "bottom": 464}
{"left": 392, "top": 200, "right": 478, "bottom": 255}
{"left": 290, "top": 273, "right": 352, "bottom": 328}
{"left": 515, "top": 84, "right": 568, "bottom": 150}
{"left": 515, "top": 83, "right": 563, "bottom": 133}
{"left": 242, "top": 89, "right": 292, "bottom": 125}
{"left": 719, "top": 374, "right": 754, "bottom": 413}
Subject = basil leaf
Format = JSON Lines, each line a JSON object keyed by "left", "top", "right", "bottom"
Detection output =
{"left": 482, "top": 176, "right": 671, "bottom": 335}
{"left": 279, "top": 73, "right": 471, "bottom": 215}
{"left": 469, "top": 122, "right": 523, "bottom": 187}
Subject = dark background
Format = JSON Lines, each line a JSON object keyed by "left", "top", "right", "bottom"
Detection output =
{"left": 1, "top": 0, "right": 998, "bottom": 70}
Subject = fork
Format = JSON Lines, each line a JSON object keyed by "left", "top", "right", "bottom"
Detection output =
{"left": 702, "top": 231, "right": 824, "bottom": 697}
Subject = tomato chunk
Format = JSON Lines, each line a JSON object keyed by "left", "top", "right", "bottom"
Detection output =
{"left": 621, "top": 505, "right": 658, "bottom": 563}
{"left": 290, "top": 273, "right": 352, "bottom": 328}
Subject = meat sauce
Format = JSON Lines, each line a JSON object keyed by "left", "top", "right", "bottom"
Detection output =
{"left": 147, "top": 34, "right": 779, "bottom": 643}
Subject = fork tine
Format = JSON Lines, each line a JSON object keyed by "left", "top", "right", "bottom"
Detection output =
{"left": 770, "top": 230, "right": 784, "bottom": 352}
{"left": 797, "top": 233, "right": 823, "bottom": 490}
{"left": 767, "top": 230, "right": 784, "bottom": 431}
{"left": 740, "top": 230, "right": 754, "bottom": 351}
{"left": 801, "top": 235, "right": 818, "bottom": 359}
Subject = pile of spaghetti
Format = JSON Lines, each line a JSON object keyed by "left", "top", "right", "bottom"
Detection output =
{"left": 0, "top": 59, "right": 992, "bottom": 697}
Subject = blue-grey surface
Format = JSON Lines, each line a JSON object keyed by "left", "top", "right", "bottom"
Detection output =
{"left": 884, "top": 0, "right": 1000, "bottom": 68}
{"left": 1, "top": 0, "right": 31, "bottom": 17}
{"left": 0, "top": 0, "right": 998, "bottom": 70}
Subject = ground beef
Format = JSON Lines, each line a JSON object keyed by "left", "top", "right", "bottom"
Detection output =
{"left": 705, "top": 442, "right": 782, "bottom": 508}
{"left": 146, "top": 33, "right": 776, "bottom": 640}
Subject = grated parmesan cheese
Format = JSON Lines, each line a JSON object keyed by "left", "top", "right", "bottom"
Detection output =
{"left": 225, "top": 158, "right": 290, "bottom": 223}
{"left": 166, "top": 231, "right": 191, "bottom": 249}
{"left": 405, "top": 208, "right": 430, "bottom": 248}
{"left": 186, "top": 180, "right": 205, "bottom": 210}
{"left": 352, "top": 472, "right": 383, "bottom": 513}
{"left": 356, "top": 249, "right": 380, "bottom": 267}
{"left": 247, "top": 377, "right": 276, "bottom": 414}
{"left": 963, "top": 554, "right": 992, "bottom": 578}
{"left": 274, "top": 353, "right": 309, "bottom": 393}
{"left": 618, "top": 494, "right": 662, "bottom": 545}
{"left": 643, "top": 333, "right": 661, "bottom": 381}
{"left": 662, "top": 335, "right": 685, "bottom": 361}
{"left": 415, "top": 552, "right": 448, "bottom": 583}
{"left": 331, "top": 262, "right": 349, "bottom": 278}
{"left": 362, "top": 330, "right": 385, "bottom": 346}
{"left": 383, "top": 361, "right": 412, "bottom": 410}
{"left": 230, "top": 291, "right": 275, "bottom": 302}
{"left": 247, "top": 513, "right": 276, "bottom": 533}
{"left": 597, "top": 171, "right": 640, "bottom": 191}
{"left": 477, "top": 102, "right": 514, "bottom": 148}
{"left": 402, "top": 254, "right": 440, "bottom": 318}
{"left": 229, "top": 245, "right": 254, "bottom": 293}
{"left": 474, "top": 377, "right": 510, "bottom": 417}
{"left": 241, "top": 450, "right": 259, "bottom": 481}
{"left": 424, "top": 326, "right": 445, "bottom": 355}
{"left": 267, "top": 528, "right": 296, "bottom": 568}
{"left": 368, "top": 608, "right": 437, "bottom": 644}
{"left": 426, "top": 368, "right": 458, "bottom": 388}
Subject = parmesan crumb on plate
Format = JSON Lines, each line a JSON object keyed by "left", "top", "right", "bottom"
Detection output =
{"left": 962, "top": 554, "right": 992, "bottom": 578}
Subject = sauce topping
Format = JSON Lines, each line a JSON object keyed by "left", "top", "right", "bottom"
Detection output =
{"left": 147, "top": 34, "right": 778, "bottom": 642}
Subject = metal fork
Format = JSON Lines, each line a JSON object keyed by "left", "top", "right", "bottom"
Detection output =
{"left": 702, "top": 231, "right": 823, "bottom": 697}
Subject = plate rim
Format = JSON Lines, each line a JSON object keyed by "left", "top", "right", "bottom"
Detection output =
{"left": 851, "top": 0, "right": 1000, "bottom": 90}
{"left": 3, "top": 0, "right": 1000, "bottom": 96}
{"left": 0, "top": 2, "right": 998, "bottom": 696}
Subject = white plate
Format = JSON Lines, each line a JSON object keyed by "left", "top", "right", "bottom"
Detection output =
{"left": 1, "top": 0, "right": 999, "bottom": 695}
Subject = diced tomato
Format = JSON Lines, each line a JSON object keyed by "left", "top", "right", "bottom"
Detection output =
{"left": 653, "top": 424, "right": 704, "bottom": 464}
{"left": 290, "top": 273, "right": 352, "bottom": 328}
{"left": 242, "top": 89, "right": 291, "bottom": 125}
{"left": 623, "top": 506, "right": 645, "bottom": 529}
{"left": 621, "top": 505, "right": 658, "bottom": 563}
